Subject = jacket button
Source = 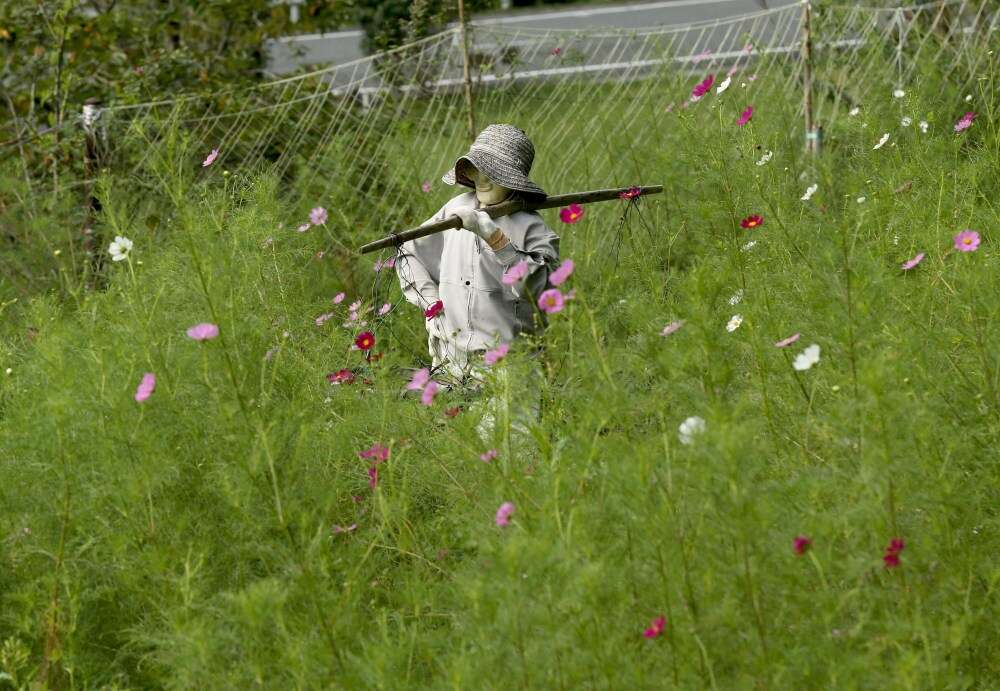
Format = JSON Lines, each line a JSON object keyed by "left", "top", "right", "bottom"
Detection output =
{"left": 465, "top": 280, "right": 470, "bottom": 285}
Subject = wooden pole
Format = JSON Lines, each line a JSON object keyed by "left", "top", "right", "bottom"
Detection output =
{"left": 457, "top": 0, "right": 476, "bottom": 142}
{"left": 802, "top": 2, "right": 820, "bottom": 154}
{"left": 81, "top": 98, "right": 104, "bottom": 266}
{"left": 358, "top": 184, "right": 663, "bottom": 254}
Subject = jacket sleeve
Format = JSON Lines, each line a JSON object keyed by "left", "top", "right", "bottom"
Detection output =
{"left": 482, "top": 213, "right": 560, "bottom": 301}
{"left": 395, "top": 205, "right": 447, "bottom": 310}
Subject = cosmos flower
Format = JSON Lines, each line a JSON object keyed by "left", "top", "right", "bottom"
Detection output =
{"left": 801, "top": 183, "right": 818, "bottom": 201}
{"left": 407, "top": 368, "right": 431, "bottom": 391}
{"left": 873, "top": 133, "right": 891, "bottom": 150}
{"left": 728, "top": 289, "right": 744, "bottom": 306}
{"left": 726, "top": 314, "right": 743, "bottom": 332}
{"left": 359, "top": 443, "right": 390, "bottom": 462}
{"left": 297, "top": 222, "right": 311, "bottom": 232}
{"left": 643, "top": 615, "right": 667, "bottom": 639}
{"left": 484, "top": 342, "right": 510, "bottom": 366}
{"left": 901, "top": 253, "right": 925, "bottom": 271}
{"left": 186, "top": 322, "right": 219, "bottom": 341}
{"left": 378, "top": 303, "right": 391, "bottom": 316}
{"left": 549, "top": 259, "right": 575, "bottom": 286}
{"left": 792, "top": 344, "right": 821, "bottom": 371}
{"left": 901, "top": 116, "right": 912, "bottom": 127}
{"left": 892, "top": 89, "right": 905, "bottom": 98}
{"left": 755, "top": 150, "right": 773, "bottom": 166}
{"left": 480, "top": 448, "right": 498, "bottom": 463}
{"left": 108, "top": 235, "right": 133, "bottom": 262}
{"left": 538, "top": 288, "right": 565, "bottom": 314}
{"left": 202, "top": 148, "right": 220, "bottom": 167}
{"left": 740, "top": 215, "right": 764, "bottom": 229}
{"left": 309, "top": 206, "right": 328, "bottom": 226}
{"left": 495, "top": 501, "right": 515, "bottom": 527}
{"left": 736, "top": 105, "right": 753, "bottom": 126}
{"left": 690, "top": 74, "right": 715, "bottom": 101}
{"left": 354, "top": 331, "right": 375, "bottom": 351}
{"left": 421, "top": 180, "right": 432, "bottom": 193}
{"left": 331, "top": 523, "right": 357, "bottom": 535}
{"left": 954, "top": 111, "right": 977, "bottom": 133}
{"left": 619, "top": 187, "right": 642, "bottom": 200}
{"left": 550, "top": 46, "right": 562, "bottom": 56}
{"left": 919, "top": 120, "right": 929, "bottom": 133}
{"left": 502, "top": 259, "right": 530, "bottom": 285}
{"left": 559, "top": 203, "right": 584, "bottom": 224}
{"left": 333, "top": 292, "right": 346, "bottom": 304}
{"left": 134, "top": 372, "right": 156, "bottom": 403}
{"left": 660, "top": 320, "right": 685, "bottom": 337}
{"left": 775, "top": 332, "right": 801, "bottom": 348}
{"left": 678, "top": 416, "right": 706, "bottom": 445}
{"left": 793, "top": 536, "right": 812, "bottom": 555}
{"left": 953, "top": 229, "right": 980, "bottom": 252}
{"left": 716, "top": 76, "right": 732, "bottom": 94}
{"left": 421, "top": 380, "right": 439, "bottom": 406}
{"left": 883, "top": 537, "right": 905, "bottom": 568}
{"left": 849, "top": 106, "right": 860, "bottom": 116}
{"left": 326, "top": 368, "right": 355, "bottom": 385}
{"left": 368, "top": 465, "right": 379, "bottom": 489}
{"left": 374, "top": 256, "right": 397, "bottom": 272}
{"left": 424, "top": 299, "right": 444, "bottom": 319}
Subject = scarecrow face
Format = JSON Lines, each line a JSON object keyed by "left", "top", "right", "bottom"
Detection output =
{"left": 464, "top": 165, "right": 512, "bottom": 206}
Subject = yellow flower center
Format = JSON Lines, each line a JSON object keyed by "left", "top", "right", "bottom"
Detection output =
{"left": 963, "top": 237, "right": 973, "bottom": 245}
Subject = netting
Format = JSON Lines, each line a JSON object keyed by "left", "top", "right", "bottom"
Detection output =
{"left": 1, "top": 0, "right": 996, "bottom": 280}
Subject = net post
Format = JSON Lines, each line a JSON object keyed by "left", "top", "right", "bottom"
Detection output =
{"left": 801, "top": 1, "right": 820, "bottom": 154}
{"left": 81, "top": 97, "right": 104, "bottom": 269}
{"left": 457, "top": 0, "right": 477, "bottom": 142}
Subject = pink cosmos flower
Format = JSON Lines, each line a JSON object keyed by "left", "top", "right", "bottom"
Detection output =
{"left": 374, "top": 256, "right": 397, "bottom": 272}
{"left": 953, "top": 230, "right": 980, "bottom": 252}
{"left": 954, "top": 111, "right": 977, "bottom": 133}
{"left": 559, "top": 203, "right": 584, "bottom": 224}
{"left": 186, "top": 322, "right": 219, "bottom": 341}
{"left": 495, "top": 501, "right": 515, "bottom": 527}
{"left": 315, "top": 312, "right": 335, "bottom": 327}
{"left": 538, "top": 288, "right": 565, "bottom": 314}
{"left": 643, "top": 615, "right": 666, "bottom": 639}
{"left": 664, "top": 102, "right": 675, "bottom": 113}
{"left": 309, "top": 206, "right": 328, "bottom": 226}
{"left": 901, "top": 252, "right": 925, "bottom": 270}
{"left": 349, "top": 300, "right": 362, "bottom": 312}
{"left": 742, "top": 42, "right": 754, "bottom": 53}
{"left": 550, "top": 46, "right": 562, "bottom": 56}
{"left": 692, "top": 49, "right": 712, "bottom": 65}
{"left": 793, "top": 536, "right": 812, "bottom": 555}
{"left": 359, "top": 443, "right": 390, "bottom": 462}
{"left": 549, "top": 258, "right": 574, "bottom": 286}
{"left": 737, "top": 106, "right": 754, "bottom": 126}
{"left": 202, "top": 148, "right": 220, "bottom": 167}
{"left": 660, "top": 320, "right": 685, "bottom": 337}
{"left": 421, "top": 380, "right": 439, "bottom": 406}
{"left": 368, "top": 465, "right": 379, "bottom": 489}
{"left": 296, "top": 222, "right": 311, "bottom": 233}
{"left": 619, "top": 187, "right": 642, "bottom": 201}
{"left": 484, "top": 342, "right": 510, "bottom": 366}
{"left": 331, "top": 523, "right": 357, "bottom": 535}
{"left": 480, "top": 448, "right": 498, "bottom": 463}
{"left": 333, "top": 292, "right": 346, "bottom": 304}
{"left": 727, "top": 64, "right": 740, "bottom": 77}
{"left": 502, "top": 259, "right": 530, "bottom": 285}
{"left": 421, "top": 180, "right": 432, "bottom": 193}
{"left": 326, "top": 368, "right": 355, "bottom": 385}
{"left": 748, "top": 74, "right": 758, "bottom": 82}
{"left": 690, "top": 74, "right": 715, "bottom": 101}
{"left": 424, "top": 299, "right": 444, "bottom": 320}
{"left": 407, "top": 367, "right": 431, "bottom": 391}
{"left": 134, "top": 372, "right": 156, "bottom": 402}
{"left": 775, "top": 332, "right": 801, "bottom": 348}
{"left": 378, "top": 303, "right": 391, "bottom": 316}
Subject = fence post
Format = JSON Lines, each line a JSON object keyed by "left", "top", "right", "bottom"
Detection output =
{"left": 81, "top": 98, "right": 104, "bottom": 273}
{"left": 457, "top": 0, "right": 477, "bottom": 142}
{"left": 801, "top": 1, "right": 821, "bottom": 154}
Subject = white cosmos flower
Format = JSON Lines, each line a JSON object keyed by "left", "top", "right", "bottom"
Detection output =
{"left": 901, "top": 116, "right": 912, "bottom": 127}
{"left": 849, "top": 106, "right": 861, "bottom": 116}
{"left": 716, "top": 76, "right": 731, "bottom": 94}
{"left": 726, "top": 314, "right": 743, "bottom": 332}
{"left": 801, "top": 183, "right": 818, "bottom": 201}
{"left": 728, "top": 289, "right": 744, "bottom": 305}
{"left": 873, "top": 133, "right": 890, "bottom": 150}
{"left": 965, "top": 94, "right": 972, "bottom": 102}
{"left": 892, "top": 89, "right": 905, "bottom": 98}
{"left": 108, "top": 236, "right": 133, "bottom": 262}
{"left": 755, "top": 150, "right": 773, "bottom": 166}
{"left": 857, "top": 196, "right": 867, "bottom": 204}
{"left": 793, "top": 343, "right": 821, "bottom": 371}
{"left": 678, "top": 416, "right": 706, "bottom": 445}
{"left": 741, "top": 239, "right": 757, "bottom": 252}
{"left": 919, "top": 120, "right": 929, "bottom": 133}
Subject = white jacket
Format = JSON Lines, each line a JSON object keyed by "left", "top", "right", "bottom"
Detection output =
{"left": 395, "top": 191, "right": 560, "bottom": 373}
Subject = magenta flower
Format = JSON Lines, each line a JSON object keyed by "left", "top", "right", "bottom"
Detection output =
{"left": 421, "top": 180, "right": 432, "bottom": 193}
{"left": 202, "top": 148, "right": 220, "bottom": 167}
{"left": 549, "top": 258, "right": 574, "bottom": 286}
{"left": 660, "top": 320, "right": 685, "bottom": 337}
{"left": 326, "top": 368, "right": 355, "bottom": 385}
{"left": 309, "top": 206, "right": 328, "bottom": 226}
{"left": 368, "top": 465, "right": 379, "bottom": 490}
{"left": 559, "top": 203, "right": 584, "bottom": 224}
{"left": 484, "top": 342, "right": 510, "bottom": 366}
{"left": 502, "top": 259, "right": 530, "bottom": 285}
{"left": 793, "top": 535, "right": 812, "bottom": 555}
{"left": 359, "top": 443, "right": 390, "bottom": 462}
{"left": 186, "top": 322, "right": 219, "bottom": 341}
{"left": 690, "top": 74, "right": 714, "bottom": 101}
{"left": 480, "top": 448, "right": 498, "bottom": 463}
{"left": 495, "top": 501, "right": 515, "bottom": 527}
{"left": 421, "top": 380, "right": 439, "bottom": 406}
{"left": 643, "top": 615, "right": 666, "bottom": 639}
{"left": 953, "top": 230, "right": 980, "bottom": 252}
{"left": 737, "top": 106, "right": 754, "bottom": 126}
{"left": 424, "top": 299, "right": 444, "bottom": 320}
{"left": 901, "top": 252, "right": 925, "bottom": 270}
{"left": 374, "top": 256, "right": 397, "bottom": 272}
{"left": 954, "top": 111, "right": 977, "bottom": 133}
{"left": 550, "top": 46, "right": 562, "bottom": 56}
{"left": 538, "top": 288, "right": 565, "bottom": 314}
{"left": 883, "top": 537, "right": 905, "bottom": 568}
{"left": 619, "top": 187, "right": 642, "bottom": 200}
{"left": 407, "top": 367, "right": 431, "bottom": 391}
{"left": 333, "top": 292, "right": 346, "bottom": 304}
{"left": 134, "top": 372, "right": 156, "bottom": 403}
{"left": 774, "top": 332, "right": 801, "bottom": 348}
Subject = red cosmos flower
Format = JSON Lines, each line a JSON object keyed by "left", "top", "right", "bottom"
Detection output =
{"left": 355, "top": 331, "right": 375, "bottom": 351}
{"left": 643, "top": 615, "right": 666, "bottom": 639}
{"left": 619, "top": 186, "right": 641, "bottom": 200}
{"left": 559, "top": 203, "right": 584, "bottom": 224}
{"left": 424, "top": 299, "right": 444, "bottom": 319}
{"left": 326, "top": 368, "right": 355, "bottom": 385}
{"left": 359, "top": 443, "right": 390, "bottom": 462}
{"left": 793, "top": 535, "right": 812, "bottom": 555}
{"left": 737, "top": 105, "right": 754, "bottom": 126}
{"left": 883, "top": 537, "right": 905, "bottom": 568}
{"left": 740, "top": 214, "right": 764, "bottom": 229}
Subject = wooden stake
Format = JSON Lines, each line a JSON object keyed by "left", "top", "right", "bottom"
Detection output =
{"left": 457, "top": 0, "right": 476, "bottom": 142}
{"left": 81, "top": 98, "right": 104, "bottom": 264}
{"left": 802, "top": 2, "right": 820, "bottom": 154}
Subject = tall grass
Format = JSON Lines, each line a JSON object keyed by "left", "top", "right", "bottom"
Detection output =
{"left": 1, "top": 53, "right": 998, "bottom": 688}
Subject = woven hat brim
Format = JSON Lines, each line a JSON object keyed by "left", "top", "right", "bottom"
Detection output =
{"left": 441, "top": 152, "right": 546, "bottom": 198}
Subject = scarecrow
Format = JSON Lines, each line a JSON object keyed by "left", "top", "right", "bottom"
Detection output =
{"left": 394, "top": 124, "right": 559, "bottom": 438}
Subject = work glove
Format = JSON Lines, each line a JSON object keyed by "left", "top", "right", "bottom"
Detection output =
{"left": 455, "top": 208, "right": 499, "bottom": 242}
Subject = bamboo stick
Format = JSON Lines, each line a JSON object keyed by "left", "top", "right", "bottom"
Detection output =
{"left": 358, "top": 184, "right": 663, "bottom": 254}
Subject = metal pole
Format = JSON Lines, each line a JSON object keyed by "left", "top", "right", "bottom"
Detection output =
{"left": 457, "top": 0, "right": 477, "bottom": 142}
{"left": 802, "top": 1, "right": 820, "bottom": 154}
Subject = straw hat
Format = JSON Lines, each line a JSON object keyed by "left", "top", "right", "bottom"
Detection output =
{"left": 441, "top": 124, "right": 547, "bottom": 199}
